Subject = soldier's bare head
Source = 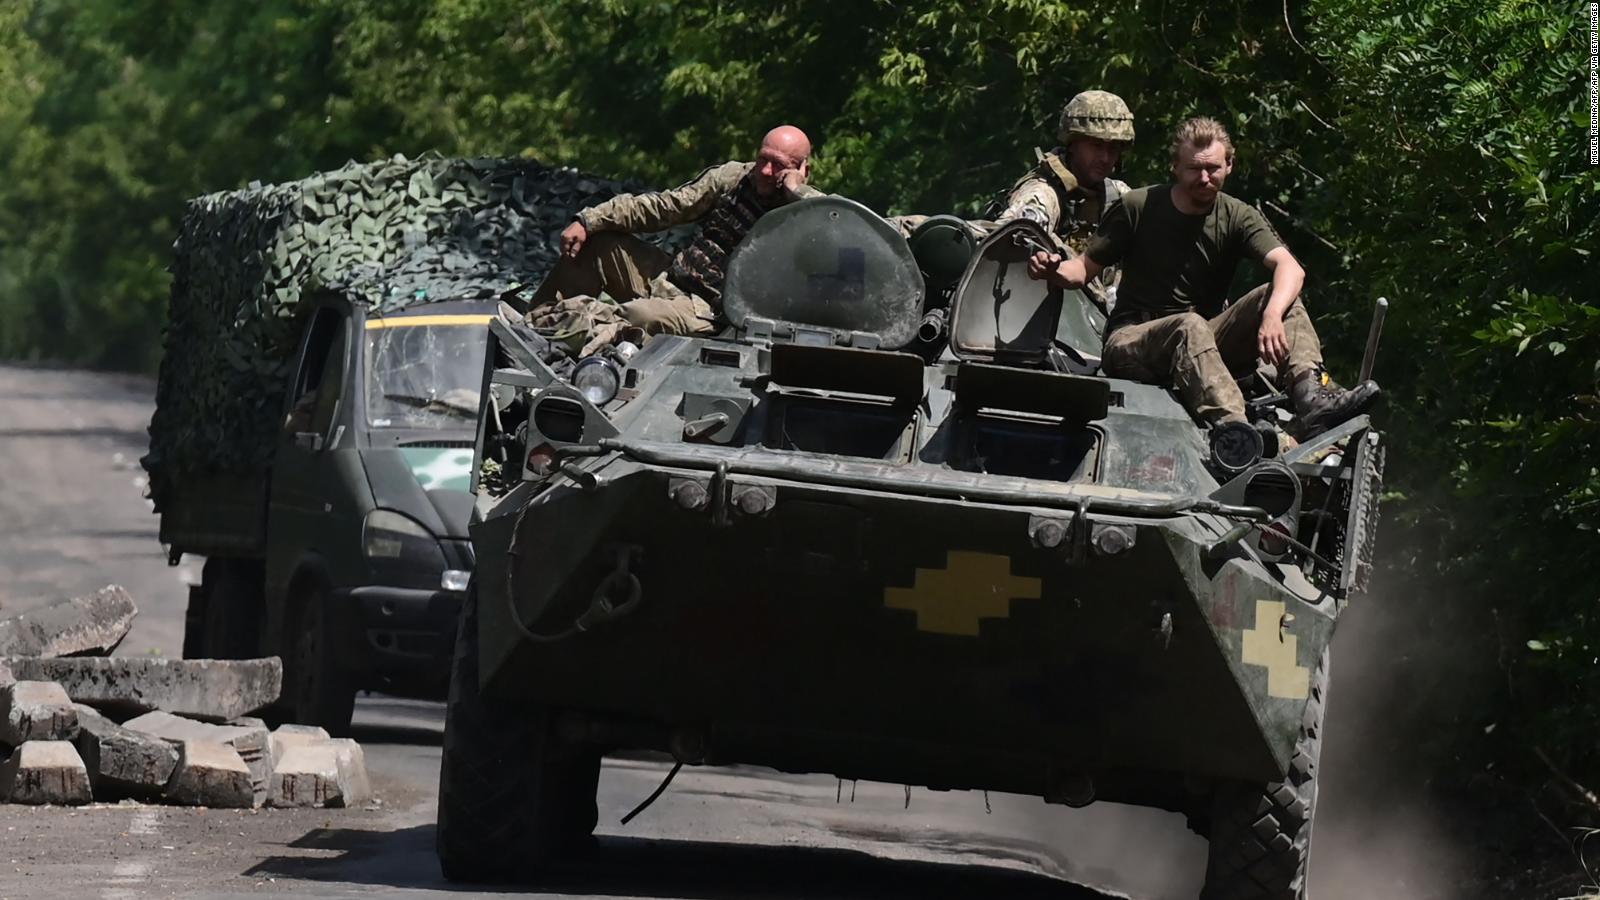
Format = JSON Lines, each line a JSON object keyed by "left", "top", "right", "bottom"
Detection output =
{"left": 753, "top": 125, "right": 812, "bottom": 198}
{"left": 1169, "top": 117, "right": 1235, "bottom": 213}
{"left": 1169, "top": 117, "right": 1235, "bottom": 167}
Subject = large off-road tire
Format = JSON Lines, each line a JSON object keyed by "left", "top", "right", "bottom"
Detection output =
{"left": 437, "top": 583, "right": 601, "bottom": 883}
{"left": 284, "top": 583, "right": 357, "bottom": 736}
{"left": 184, "top": 558, "right": 264, "bottom": 660}
{"left": 1201, "top": 648, "right": 1330, "bottom": 900}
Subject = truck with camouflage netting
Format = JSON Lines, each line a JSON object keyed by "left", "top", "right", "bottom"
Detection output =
{"left": 439, "top": 197, "right": 1387, "bottom": 897}
{"left": 143, "top": 154, "right": 661, "bottom": 734}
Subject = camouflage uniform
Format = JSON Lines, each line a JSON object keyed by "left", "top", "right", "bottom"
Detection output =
{"left": 997, "top": 159, "right": 1130, "bottom": 257}
{"left": 994, "top": 90, "right": 1135, "bottom": 300}
{"left": 1101, "top": 284, "right": 1324, "bottom": 425}
{"left": 528, "top": 161, "right": 820, "bottom": 341}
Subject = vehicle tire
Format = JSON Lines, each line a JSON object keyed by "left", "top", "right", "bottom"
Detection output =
{"left": 189, "top": 559, "right": 264, "bottom": 660}
{"left": 437, "top": 582, "right": 601, "bottom": 883}
{"left": 181, "top": 583, "right": 207, "bottom": 661}
{"left": 284, "top": 582, "right": 357, "bottom": 737}
{"left": 1200, "top": 648, "right": 1329, "bottom": 900}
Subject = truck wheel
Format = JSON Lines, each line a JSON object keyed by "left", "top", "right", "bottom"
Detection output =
{"left": 437, "top": 582, "right": 600, "bottom": 883}
{"left": 189, "top": 559, "right": 264, "bottom": 660}
{"left": 1201, "top": 648, "right": 1329, "bottom": 900}
{"left": 285, "top": 584, "right": 357, "bottom": 736}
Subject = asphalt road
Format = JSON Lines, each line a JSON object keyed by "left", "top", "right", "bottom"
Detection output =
{"left": 0, "top": 363, "right": 1465, "bottom": 899}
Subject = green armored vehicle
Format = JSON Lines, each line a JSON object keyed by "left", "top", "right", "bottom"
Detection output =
{"left": 438, "top": 197, "right": 1384, "bottom": 898}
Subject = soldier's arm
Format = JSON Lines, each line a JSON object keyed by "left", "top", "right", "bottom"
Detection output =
{"left": 577, "top": 161, "right": 747, "bottom": 234}
{"left": 996, "top": 177, "right": 1062, "bottom": 232}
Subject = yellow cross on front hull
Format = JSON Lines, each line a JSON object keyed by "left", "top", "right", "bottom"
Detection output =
{"left": 1241, "top": 599, "right": 1310, "bottom": 700}
{"left": 883, "top": 551, "right": 1043, "bottom": 636}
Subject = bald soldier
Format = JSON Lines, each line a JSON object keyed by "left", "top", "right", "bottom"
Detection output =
{"left": 527, "top": 126, "right": 821, "bottom": 345}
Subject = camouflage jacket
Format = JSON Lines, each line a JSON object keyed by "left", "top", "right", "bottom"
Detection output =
{"left": 576, "top": 161, "right": 820, "bottom": 303}
{"left": 996, "top": 150, "right": 1129, "bottom": 257}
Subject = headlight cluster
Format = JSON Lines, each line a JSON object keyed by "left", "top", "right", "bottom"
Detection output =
{"left": 362, "top": 510, "right": 447, "bottom": 573}
{"left": 572, "top": 356, "right": 622, "bottom": 405}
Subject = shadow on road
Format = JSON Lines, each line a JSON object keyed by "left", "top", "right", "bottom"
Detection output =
{"left": 245, "top": 824, "right": 1118, "bottom": 899}
{"left": 347, "top": 720, "right": 446, "bottom": 746}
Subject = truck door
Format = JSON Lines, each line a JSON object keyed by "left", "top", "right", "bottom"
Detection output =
{"left": 268, "top": 305, "right": 360, "bottom": 614}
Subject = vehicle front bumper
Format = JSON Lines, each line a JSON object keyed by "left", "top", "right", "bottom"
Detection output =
{"left": 333, "top": 584, "right": 464, "bottom": 692}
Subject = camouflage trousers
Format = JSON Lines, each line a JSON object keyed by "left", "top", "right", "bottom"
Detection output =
{"left": 1101, "top": 284, "right": 1324, "bottom": 425}
{"left": 526, "top": 232, "right": 716, "bottom": 341}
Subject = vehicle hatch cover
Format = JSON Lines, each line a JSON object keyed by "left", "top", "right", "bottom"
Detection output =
{"left": 722, "top": 196, "right": 925, "bottom": 349}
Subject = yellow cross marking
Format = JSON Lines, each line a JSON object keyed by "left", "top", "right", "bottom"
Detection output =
{"left": 884, "top": 551, "right": 1042, "bottom": 636}
{"left": 1241, "top": 600, "right": 1310, "bottom": 700}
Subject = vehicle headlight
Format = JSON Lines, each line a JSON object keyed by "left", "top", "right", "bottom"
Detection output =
{"left": 572, "top": 356, "right": 622, "bottom": 405}
{"left": 362, "top": 510, "right": 446, "bottom": 570}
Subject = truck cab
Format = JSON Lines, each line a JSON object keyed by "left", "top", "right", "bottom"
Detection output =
{"left": 178, "top": 293, "right": 493, "bottom": 733}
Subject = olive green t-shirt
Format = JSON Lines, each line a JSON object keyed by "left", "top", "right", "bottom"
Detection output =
{"left": 1086, "top": 185, "right": 1282, "bottom": 332}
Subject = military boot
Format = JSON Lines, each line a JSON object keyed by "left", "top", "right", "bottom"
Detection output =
{"left": 1291, "top": 366, "right": 1382, "bottom": 438}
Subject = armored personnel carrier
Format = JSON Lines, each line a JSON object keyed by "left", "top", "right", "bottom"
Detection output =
{"left": 438, "top": 197, "right": 1384, "bottom": 899}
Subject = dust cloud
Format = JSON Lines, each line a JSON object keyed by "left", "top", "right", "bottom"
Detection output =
{"left": 1312, "top": 575, "right": 1479, "bottom": 899}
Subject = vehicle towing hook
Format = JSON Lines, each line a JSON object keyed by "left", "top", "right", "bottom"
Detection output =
{"left": 575, "top": 546, "right": 643, "bottom": 631}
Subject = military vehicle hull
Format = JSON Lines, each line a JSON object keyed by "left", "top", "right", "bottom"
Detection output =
{"left": 472, "top": 388, "right": 1337, "bottom": 807}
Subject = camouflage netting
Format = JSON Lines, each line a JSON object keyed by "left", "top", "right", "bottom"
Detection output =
{"left": 143, "top": 154, "right": 655, "bottom": 507}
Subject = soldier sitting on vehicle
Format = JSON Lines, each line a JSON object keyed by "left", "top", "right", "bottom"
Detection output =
{"left": 1026, "top": 116, "right": 1380, "bottom": 440}
{"left": 525, "top": 125, "right": 821, "bottom": 353}
{"left": 991, "top": 90, "right": 1135, "bottom": 305}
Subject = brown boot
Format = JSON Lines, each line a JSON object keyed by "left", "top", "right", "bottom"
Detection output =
{"left": 1291, "top": 366, "right": 1381, "bottom": 438}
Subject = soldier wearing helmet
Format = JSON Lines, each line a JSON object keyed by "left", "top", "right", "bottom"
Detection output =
{"left": 993, "top": 91, "right": 1135, "bottom": 297}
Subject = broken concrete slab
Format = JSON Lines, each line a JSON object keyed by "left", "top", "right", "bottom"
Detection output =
{"left": 269, "top": 736, "right": 371, "bottom": 808}
{"left": 329, "top": 738, "right": 371, "bottom": 806}
{"left": 164, "top": 739, "right": 254, "bottom": 809}
{"left": 125, "top": 711, "right": 272, "bottom": 807}
{"left": 0, "top": 661, "right": 12, "bottom": 689}
{"left": 71, "top": 704, "right": 178, "bottom": 801}
{"left": 269, "top": 742, "right": 342, "bottom": 808}
{"left": 268, "top": 723, "right": 329, "bottom": 762}
{"left": 0, "top": 656, "right": 281, "bottom": 721}
{"left": 1, "top": 681, "right": 79, "bottom": 747}
{"left": 0, "top": 586, "right": 138, "bottom": 658}
{"left": 0, "top": 740, "right": 92, "bottom": 805}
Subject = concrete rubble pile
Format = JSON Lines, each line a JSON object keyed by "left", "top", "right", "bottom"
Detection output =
{"left": 142, "top": 153, "right": 661, "bottom": 510}
{"left": 0, "top": 588, "right": 370, "bottom": 810}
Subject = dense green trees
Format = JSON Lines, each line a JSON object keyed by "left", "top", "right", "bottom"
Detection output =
{"left": 1, "top": 0, "right": 1596, "bottom": 781}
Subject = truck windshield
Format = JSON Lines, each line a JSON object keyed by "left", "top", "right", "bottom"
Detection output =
{"left": 364, "top": 314, "right": 492, "bottom": 430}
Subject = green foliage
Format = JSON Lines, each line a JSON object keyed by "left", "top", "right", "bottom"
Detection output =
{"left": 0, "top": 0, "right": 1597, "bottom": 777}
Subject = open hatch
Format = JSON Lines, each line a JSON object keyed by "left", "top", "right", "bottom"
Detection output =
{"left": 946, "top": 219, "right": 1107, "bottom": 371}
{"left": 722, "top": 196, "right": 926, "bottom": 349}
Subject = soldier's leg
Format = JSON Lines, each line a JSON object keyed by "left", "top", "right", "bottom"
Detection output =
{"left": 1209, "top": 284, "right": 1325, "bottom": 384}
{"left": 1212, "top": 284, "right": 1380, "bottom": 437}
{"left": 1103, "top": 313, "right": 1248, "bottom": 425}
{"left": 619, "top": 277, "right": 717, "bottom": 338}
{"left": 526, "top": 233, "right": 672, "bottom": 311}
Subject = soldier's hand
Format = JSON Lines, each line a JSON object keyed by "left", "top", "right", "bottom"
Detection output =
{"left": 560, "top": 220, "right": 588, "bottom": 258}
{"left": 1258, "top": 315, "right": 1290, "bottom": 367}
{"left": 779, "top": 167, "right": 808, "bottom": 196}
{"left": 1027, "top": 250, "right": 1064, "bottom": 282}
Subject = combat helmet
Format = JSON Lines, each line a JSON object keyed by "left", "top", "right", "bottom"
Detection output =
{"left": 1057, "top": 90, "right": 1135, "bottom": 145}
